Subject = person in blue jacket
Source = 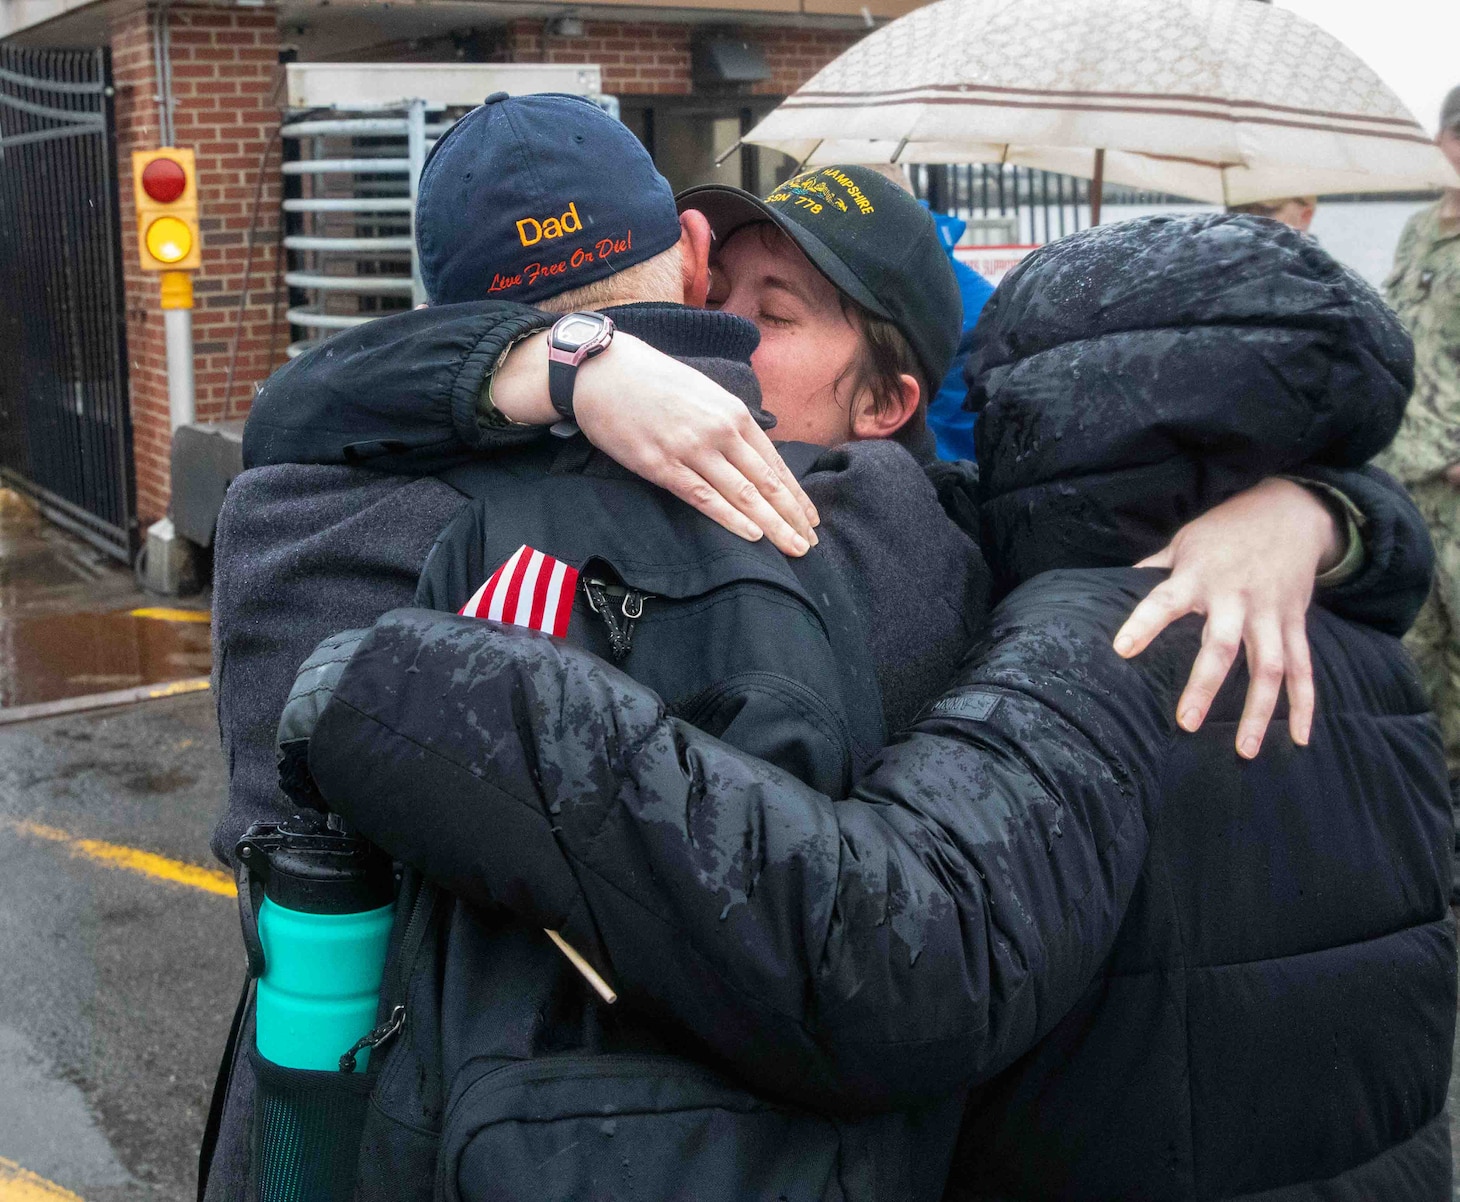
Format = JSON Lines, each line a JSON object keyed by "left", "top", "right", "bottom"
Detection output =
{"left": 922, "top": 203, "right": 995, "bottom": 461}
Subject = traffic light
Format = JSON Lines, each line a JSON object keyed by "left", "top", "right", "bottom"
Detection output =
{"left": 131, "top": 148, "right": 201, "bottom": 271}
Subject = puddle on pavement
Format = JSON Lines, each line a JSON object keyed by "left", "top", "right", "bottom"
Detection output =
{"left": 0, "top": 490, "right": 212, "bottom": 707}
{"left": 0, "top": 608, "right": 212, "bottom": 707}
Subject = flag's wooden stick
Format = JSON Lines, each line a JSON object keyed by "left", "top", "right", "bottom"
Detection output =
{"left": 546, "top": 928, "right": 617, "bottom": 1004}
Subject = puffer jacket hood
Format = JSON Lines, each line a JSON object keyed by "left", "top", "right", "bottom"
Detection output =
{"left": 970, "top": 213, "right": 1415, "bottom": 596}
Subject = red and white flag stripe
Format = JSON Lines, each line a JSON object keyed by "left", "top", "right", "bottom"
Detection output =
{"left": 458, "top": 544, "right": 578, "bottom": 638}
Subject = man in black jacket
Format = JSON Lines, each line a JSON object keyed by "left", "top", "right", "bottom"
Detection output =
{"left": 291, "top": 215, "right": 1453, "bottom": 1199}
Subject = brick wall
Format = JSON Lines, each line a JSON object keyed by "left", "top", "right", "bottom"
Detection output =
{"left": 506, "top": 19, "right": 863, "bottom": 97}
{"left": 105, "top": 8, "right": 858, "bottom": 522}
{"left": 754, "top": 26, "right": 867, "bottom": 95}
{"left": 111, "top": 2, "right": 285, "bottom": 524}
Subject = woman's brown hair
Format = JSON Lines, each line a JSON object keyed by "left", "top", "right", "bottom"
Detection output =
{"left": 834, "top": 297, "right": 930, "bottom": 451}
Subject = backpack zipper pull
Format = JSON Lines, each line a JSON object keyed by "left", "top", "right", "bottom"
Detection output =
{"left": 583, "top": 578, "right": 646, "bottom": 662}
{"left": 338, "top": 1003, "right": 405, "bottom": 1074}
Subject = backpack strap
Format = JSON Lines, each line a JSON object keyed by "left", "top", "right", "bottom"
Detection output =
{"left": 195, "top": 973, "right": 253, "bottom": 1202}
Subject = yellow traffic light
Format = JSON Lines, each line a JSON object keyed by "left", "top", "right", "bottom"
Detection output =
{"left": 132, "top": 148, "right": 201, "bottom": 272}
{"left": 145, "top": 216, "right": 193, "bottom": 264}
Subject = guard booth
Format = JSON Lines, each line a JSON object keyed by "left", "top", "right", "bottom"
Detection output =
{"left": 278, "top": 62, "right": 603, "bottom": 357}
{"left": 164, "top": 62, "right": 604, "bottom": 588}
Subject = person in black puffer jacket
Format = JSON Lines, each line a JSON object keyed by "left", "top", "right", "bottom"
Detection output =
{"left": 290, "top": 213, "right": 1454, "bottom": 1200}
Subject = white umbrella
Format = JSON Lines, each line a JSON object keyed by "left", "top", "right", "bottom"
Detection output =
{"left": 742, "top": 0, "right": 1459, "bottom": 214}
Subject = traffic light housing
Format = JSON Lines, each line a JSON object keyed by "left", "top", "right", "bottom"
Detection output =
{"left": 132, "top": 148, "right": 201, "bottom": 271}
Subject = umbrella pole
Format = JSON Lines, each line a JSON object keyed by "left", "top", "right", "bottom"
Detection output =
{"left": 1090, "top": 148, "right": 1105, "bottom": 226}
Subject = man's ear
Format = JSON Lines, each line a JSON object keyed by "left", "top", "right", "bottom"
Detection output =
{"left": 679, "top": 208, "right": 714, "bottom": 308}
{"left": 850, "top": 373, "right": 921, "bottom": 440}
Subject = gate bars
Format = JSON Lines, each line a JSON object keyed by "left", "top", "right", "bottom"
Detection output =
{"left": 0, "top": 44, "right": 135, "bottom": 561}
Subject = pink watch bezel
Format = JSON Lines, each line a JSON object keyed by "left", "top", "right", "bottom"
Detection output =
{"left": 547, "top": 312, "right": 615, "bottom": 368}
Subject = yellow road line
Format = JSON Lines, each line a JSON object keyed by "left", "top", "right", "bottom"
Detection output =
{"left": 128, "top": 606, "right": 211, "bottom": 623}
{"left": 0, "top": 678, "right": 211, "bottom": 727}
{"left": 0, "top": 1156, "right": 85, "bottom": 1200}
{"left": 6, "top": 819, "right": 235, "bottom": 898}
{"left": 142, "top": 678, "right": 212, "bottom": 700}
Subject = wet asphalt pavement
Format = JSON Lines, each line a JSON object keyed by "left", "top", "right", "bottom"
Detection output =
{"left": 0, "top": 692, "right": 236, "bottom": 1201}
{"left": 0, "top": 490, "right": 233, "bottom": 1200}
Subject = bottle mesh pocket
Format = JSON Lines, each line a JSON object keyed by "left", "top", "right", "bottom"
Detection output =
{"left": 248, "top": 1042, "right": 376, "bottom": 1202}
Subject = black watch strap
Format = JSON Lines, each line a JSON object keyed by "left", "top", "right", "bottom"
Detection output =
{"left": 548, "top": 357, "right": 577, "bottom": 421}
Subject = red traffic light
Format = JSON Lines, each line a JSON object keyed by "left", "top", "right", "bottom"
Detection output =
{"left": 140, "top": 157, "right": 187, "bottom": 204}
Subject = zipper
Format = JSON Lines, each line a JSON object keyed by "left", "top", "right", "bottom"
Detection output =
{"left": 392, "top": 875, "right": 435, "bottom": 1002}
{"left": 340, "top": 873, "right": 436, "bottom": 1075}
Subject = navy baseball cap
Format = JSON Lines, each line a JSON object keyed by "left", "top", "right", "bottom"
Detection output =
{"left": 677, "top": 166, "right": 962, "bottom": 391}
{"left": 417, "top": 93, "right": 683, "bottom": 306}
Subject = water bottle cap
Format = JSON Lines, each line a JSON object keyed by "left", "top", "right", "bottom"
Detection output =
{"left": 237, "top": 816, "right": 394, "bottom": 914}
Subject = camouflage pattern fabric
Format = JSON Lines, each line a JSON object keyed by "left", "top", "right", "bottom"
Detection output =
{"left": 1377, "top": 201, "right": 1460, "bottom": 783}
{"left": 1402, "top": 478, "right": 1460, "bottom": 774}
{"left": 1376, "top": 202, "right": 1460, "bottom": 485}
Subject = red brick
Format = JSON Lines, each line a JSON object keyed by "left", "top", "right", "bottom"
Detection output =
{"left": 111, "top": 1, "right": 286, "bottom": 520}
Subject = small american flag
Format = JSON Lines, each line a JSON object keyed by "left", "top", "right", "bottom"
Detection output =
{"left": 458, "top": 544, "right": 578, "bottom": 638}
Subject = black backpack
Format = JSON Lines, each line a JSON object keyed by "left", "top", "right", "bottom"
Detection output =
{"left": 419, "top": 436, "right": 884, "bottom": 796}
{"left": 345, "top": 438, "right": 966, "bottom": 1202}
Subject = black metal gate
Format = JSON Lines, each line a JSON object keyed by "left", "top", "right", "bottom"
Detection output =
{"left": 911, "top": 162, "right": 1192, "bottom": 247}
{"left": 0, "top": 44, "right": 135, "bottom": 560}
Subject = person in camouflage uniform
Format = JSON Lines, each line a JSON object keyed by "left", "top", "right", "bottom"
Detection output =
{"left": 1377, "top": 85, "right": 1460, "bottom": 888}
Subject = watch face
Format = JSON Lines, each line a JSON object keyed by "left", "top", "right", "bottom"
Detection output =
{"left": 554, "top": 314, "right": 606, "bottom": 351}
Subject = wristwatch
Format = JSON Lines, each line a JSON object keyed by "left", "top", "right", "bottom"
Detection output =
{"left": 547, "top": 311, "right": 616, "bottom": 426}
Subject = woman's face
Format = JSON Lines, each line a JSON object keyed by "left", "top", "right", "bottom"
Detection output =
{"left": 709, "top": 225, "right": 866, "bottom": 446}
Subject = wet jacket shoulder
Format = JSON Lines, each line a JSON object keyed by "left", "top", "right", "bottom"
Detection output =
{"left": 969, "top": 212, "right": 1432, "bottom": 632}
{"left": 241, "top": 300, "right": 551, "bottom": 473}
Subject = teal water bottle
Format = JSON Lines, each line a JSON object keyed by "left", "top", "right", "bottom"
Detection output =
{"left": 238, "top": 815, "right": 395, "bottom": 1069}
{"left": 236, "top": 814, "right": 396, "bottom": 1202}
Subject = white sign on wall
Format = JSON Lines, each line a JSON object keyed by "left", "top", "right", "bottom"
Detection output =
{"left": 953, "top": 244, "right": 1039, "bottom": 286}
{"left": 285, "top": 63, "right": 603, "bottom": 111}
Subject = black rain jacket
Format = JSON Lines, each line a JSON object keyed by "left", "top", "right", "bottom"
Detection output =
{"left": 301, "top": 214, "right": 1452, "bottom": 1200}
